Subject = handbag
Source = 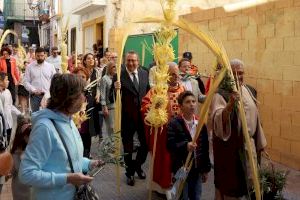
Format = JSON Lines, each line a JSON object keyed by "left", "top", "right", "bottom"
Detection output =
{"left": 51, "top": 120, "right": 99, "bottom": 200}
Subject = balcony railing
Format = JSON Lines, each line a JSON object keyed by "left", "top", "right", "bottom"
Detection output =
{"left": 3, "top": 1, "right": 37, "bottom": 21}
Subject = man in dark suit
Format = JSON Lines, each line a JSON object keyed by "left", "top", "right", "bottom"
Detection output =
{"left": 113, "top": 51, "right": 150, "bottom": 186}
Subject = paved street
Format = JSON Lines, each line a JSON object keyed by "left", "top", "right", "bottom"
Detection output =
{"left": 89, "top": 139, "right": 215, "bottom": 200}
{"left": 1, "top": 137, "right": 299, "bottom": 200}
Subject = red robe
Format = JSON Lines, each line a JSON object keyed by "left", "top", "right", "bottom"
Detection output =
{"left": 141, "top": 85, "right": 185, "bottom": 190}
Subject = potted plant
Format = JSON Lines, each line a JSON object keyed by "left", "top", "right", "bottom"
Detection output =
{"left": 251, "top": 161, "right": 288, "bottom": 200}
{"left": 259, "top": 164, "right": 288, "bottom": 200}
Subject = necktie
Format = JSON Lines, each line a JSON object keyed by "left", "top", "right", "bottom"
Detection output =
{"left": 132, "top": 72, "right": 139, "bottom": 91}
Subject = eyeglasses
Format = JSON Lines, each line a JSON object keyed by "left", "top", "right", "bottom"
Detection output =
{"left": 127, "top": 59, "right": 138, "bottom": 62}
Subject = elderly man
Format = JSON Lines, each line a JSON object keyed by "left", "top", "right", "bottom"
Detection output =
{"left": 209, "top": 59, "right": 267, "bottom": 200}
{"left": 46, "top": 46, "right": 62, "bottom": 73}
{"left": 141, "top": 62, "right": 185, "bottom": 197}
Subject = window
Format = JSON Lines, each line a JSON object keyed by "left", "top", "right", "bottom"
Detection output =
{"left": 71, "top": 27, "right": 76, "bottom": 53}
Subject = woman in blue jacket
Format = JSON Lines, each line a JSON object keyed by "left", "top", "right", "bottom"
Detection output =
{"left": 19, "top": 74, "right": 101, "bottom": 200}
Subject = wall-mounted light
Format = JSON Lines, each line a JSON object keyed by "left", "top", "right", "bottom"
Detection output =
{"left": 223, "top": 0, "right": 274, "bottom": 12}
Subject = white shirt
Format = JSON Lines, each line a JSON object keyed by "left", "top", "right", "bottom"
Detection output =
{"left": 181, "top": 79, "right": 193, "bottom": 92}
{"left": 126, "top": 67, "right": 139, "bottom": 83}
{"left": 183, "top": 116, "right": 198, "bottom": 139}
{"left": 46, "top": 55, "right": 62, "bottom": 73}
{"left": 0, "top": 89, "right": 21, "bottom": 129}
{"left": 24, "top": 61, "right": 56, "bottom": 94}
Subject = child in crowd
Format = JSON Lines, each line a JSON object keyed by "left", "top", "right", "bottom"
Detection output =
{"left": 10, "top": 115, "right": 32, "bottom": 200}
{"left": 0, "top": 72, "right": 21, "bottom": 144}
{"left": 167, "top": 91, "right": 211, "bottom": 200}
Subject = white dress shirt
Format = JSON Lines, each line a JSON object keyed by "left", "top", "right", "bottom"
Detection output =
{"left": 126, "top": 67, "right": 139, "bottom": 83}
{"left": 24, "top": 61, "right": 56, "bottom": 94}
{"left": 46, "top": 55, "right": 62, "bottom": 73}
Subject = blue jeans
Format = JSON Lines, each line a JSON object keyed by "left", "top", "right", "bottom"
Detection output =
{"left": 183, "top": 173, "right": 202, "bottom": 200}
{"left": 30, "top": 95, "right": 43, "bottom": 113}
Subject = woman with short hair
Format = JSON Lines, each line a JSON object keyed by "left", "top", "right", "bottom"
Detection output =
{"left": 19, "top": 73, "right": 102, "bottom": 200}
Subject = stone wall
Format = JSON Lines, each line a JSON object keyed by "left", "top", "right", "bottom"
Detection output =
{"left": 179, "top": 0, "right": 300, "bottom": 169}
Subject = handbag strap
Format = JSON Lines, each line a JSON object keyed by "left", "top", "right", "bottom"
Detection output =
{"left": 51, "top": 119, "right": 75, "bottom": 173}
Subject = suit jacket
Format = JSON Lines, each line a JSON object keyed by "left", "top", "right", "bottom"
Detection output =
{"left": 113, "top": 68, "right": 150, "bottom": 128}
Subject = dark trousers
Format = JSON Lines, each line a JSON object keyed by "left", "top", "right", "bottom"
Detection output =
{"left": 92, "top": 103, "right": 102, "bottom": 138}
{"left": 6, "top": 129, "right": 12, "bottom": 145}
{"left": 122, "top": 118, "right": 148, "bottom": 177}
{"left": 183, "top": 172, "right": 203, "bottom": 200}
{"left": 30, "top": 95, "right": 43, "bottom": 113}
{"left": 80, "top": 133, "right": 91, "bottom": 157}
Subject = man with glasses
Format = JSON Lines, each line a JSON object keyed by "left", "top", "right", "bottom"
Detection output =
{"left": 46, "top": 46, "right": 62, "bottom": 73}
{"left": 109, "top": 52, "right": 118, "bottom": 64}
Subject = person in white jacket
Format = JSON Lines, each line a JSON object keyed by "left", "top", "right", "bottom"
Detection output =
{"left": 0, "top": 72, "right": 21, "bottom": 144}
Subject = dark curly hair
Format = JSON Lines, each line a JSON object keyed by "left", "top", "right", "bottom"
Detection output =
{"left": 0, "top": 47, "right": 12, "bottom": 56}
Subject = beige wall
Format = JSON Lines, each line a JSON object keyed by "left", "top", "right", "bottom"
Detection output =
{"left": 179, "top": 0, "right": 300, "bottom": 170}
{"left": 108, "top": 0, "right": 162, "bottom": 51}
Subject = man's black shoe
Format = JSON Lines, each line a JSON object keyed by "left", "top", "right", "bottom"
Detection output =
{"left": 126, "top": 176, "right": 135, "bottom": 186}
{"left": 136, "top": 170, "right": 146, "bottom": 179}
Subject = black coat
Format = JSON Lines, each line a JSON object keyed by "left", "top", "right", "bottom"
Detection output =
{"left": 167, "top": 116, "right": 211, "bottom": 175}
{"left": 112, "top": 68, "right": 150, "bottom": 128}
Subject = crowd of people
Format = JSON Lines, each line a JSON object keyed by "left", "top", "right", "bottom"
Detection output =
{"left": 0, "top": 41, "right": 267, "bottom": 200}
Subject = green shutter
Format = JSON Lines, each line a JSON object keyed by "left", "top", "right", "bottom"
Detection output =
{"left": 123, "top": 30, "right": 178, "bottom": 69}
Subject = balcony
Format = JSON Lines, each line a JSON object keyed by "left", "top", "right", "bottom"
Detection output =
{"left": 3, "top": 1, "right": 37, "bottom": 21}
{"left": 72, "top": 0, "right": 107, "bottom": 15}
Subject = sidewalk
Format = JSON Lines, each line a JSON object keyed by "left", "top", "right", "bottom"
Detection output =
{"left": 1, "top": 179, "right": 12, "bottom": 200}
{"left": 272, "top": 161, "right": 300, "bottom": 200}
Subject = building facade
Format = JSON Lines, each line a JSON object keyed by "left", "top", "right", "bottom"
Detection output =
{"left": 179, "top": 0, "right": 300, "bottom": 170}
{"left": 2, "top": 0, "right": 41, "bottom": 45}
